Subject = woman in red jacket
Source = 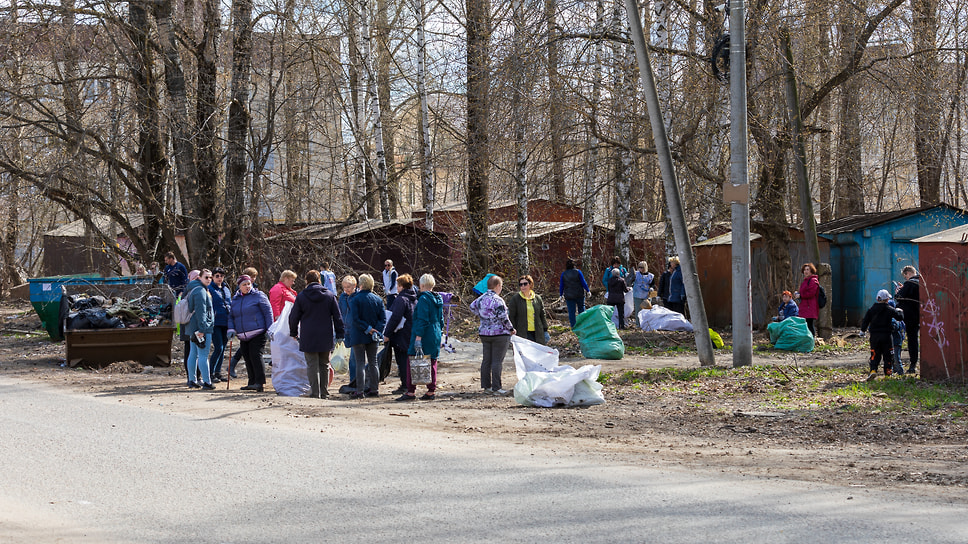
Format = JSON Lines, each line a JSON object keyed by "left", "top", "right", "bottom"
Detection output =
{"left": 796, "top": 263, "right": 820, "bottom": 338}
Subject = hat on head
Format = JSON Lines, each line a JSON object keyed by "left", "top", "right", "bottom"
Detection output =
{"left": 237, "top": 274, "right": 253, "bottom": 286}
{"left": 782, "top": 290, "right": 792, "bottom": 297}
{"left": 876, "top": 289, "right": 891, "bottom": 301}
{"left": 188, "top": 270, "right": 200, "bottom": 281}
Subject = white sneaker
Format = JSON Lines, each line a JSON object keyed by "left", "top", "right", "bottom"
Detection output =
{"left": 493, "top": 388, "right": 508, "bottom": 396}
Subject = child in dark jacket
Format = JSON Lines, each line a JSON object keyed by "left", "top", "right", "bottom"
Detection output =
{"left": 860, "top": 289, "right": 904, "bottom": 381}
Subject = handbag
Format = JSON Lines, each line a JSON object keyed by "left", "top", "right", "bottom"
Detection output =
{"left": 409, "top": 344, "right": 432, "bottom": 385}
{"left": 378, "top": 343, "right": 393, "bottom": 381}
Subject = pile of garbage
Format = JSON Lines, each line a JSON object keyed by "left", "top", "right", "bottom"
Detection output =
{"left": 66, "top": 294, "right": 172, "bottom": 330}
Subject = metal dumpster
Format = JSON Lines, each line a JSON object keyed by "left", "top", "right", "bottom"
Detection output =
{"left": 61, "top": 282, "right": 176, "bottom": 368}
{"left": 66, "top": 326, "right": 175, "bottom": 367}
{"left": 28, "top": 275, "right": 157, "bottom": 340}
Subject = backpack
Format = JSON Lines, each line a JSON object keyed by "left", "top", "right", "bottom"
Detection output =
{"left": 817, "top": 284, "right": 827, "bottom": 309}
{"left": 173, "top": 289, "right": 196, "bottom": 324}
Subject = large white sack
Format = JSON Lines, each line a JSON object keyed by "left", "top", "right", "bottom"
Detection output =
{"left": 268, "top": 301, "right": 310, "bottom": 397}
{"left": 510, "top": 336, "right": 605, "bottom": 407}
{"left": 638, "top": 306, "right": 694, "bottom": 332}
{"left": 609, "top": 289, "right": 635, "bottom": 329}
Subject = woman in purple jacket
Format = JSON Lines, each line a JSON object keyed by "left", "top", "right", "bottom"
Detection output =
{"left": 469, "top": 275, "right": 515, "bottom": 395}
{"left": 228, "top": 275, "right": 274, "bottom": 392}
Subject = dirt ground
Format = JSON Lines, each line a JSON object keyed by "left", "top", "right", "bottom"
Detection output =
{"left": 2, "top": 301, "right": 967, "bottom": 501}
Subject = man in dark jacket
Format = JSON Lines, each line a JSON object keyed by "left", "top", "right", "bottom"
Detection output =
{"left": 895, "top": 266, "right": 920, "bottom": 374}
{"left": 657, "top": 260, "right": 672, "bottom": 306}
{"left": 163, "top": 251, "right": 189, "bottom": 295}
{"left": 289, "top": 270, "right": 344, "bottom": 399}
{"left": 861, "top": 289, "right": 904, "bottom": 381}
{"left": 559, "top": 258, "right": 590, "bottom": 328}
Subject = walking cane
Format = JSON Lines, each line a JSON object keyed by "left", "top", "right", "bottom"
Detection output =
{"left": 225, "top": 337, "right": 234, "bottom": 390}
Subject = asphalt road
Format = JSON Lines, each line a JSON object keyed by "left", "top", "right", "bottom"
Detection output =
{"left": 1, "top": 376, "right": 965, "bottom": 543}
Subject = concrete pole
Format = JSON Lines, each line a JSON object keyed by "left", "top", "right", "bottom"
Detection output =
{"left": 623, "top": 0, "right": 716, "bottom": 366}
{"left": 728, "top": 0, "right": 753, "bottom": 367}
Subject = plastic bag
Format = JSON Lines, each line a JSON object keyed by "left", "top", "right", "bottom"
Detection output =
{"left": 637, "top": 306, "right": 694, "bottom": 332}
{"left": 573, "top": 305, "right": 625, "bottom": 359}
{"left": 331, "top": 342, "right": 350, "bottom": 374}
{"left": 767, "top": 316, "right": 814, "bottom": 353}
{"left": 377, "top": 343, "right": 393, "bottom": 381}
{"left": 268, "top": 301, "right": 311, "bottom": 396}
{"left": 510, "top": 336, "right": 605, "bottom": 407}
{"left": 709, "top": 329, "right": 724, "bottom": 349}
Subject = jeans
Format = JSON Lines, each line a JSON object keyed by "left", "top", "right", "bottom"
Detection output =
{"left": 304, "top": 351, "right": 331, "bottom": 398}
{"left": 565, "top": 298, "right": 585, "bottom": 328}
{"left": 187, "top": 333, "right": 212, "bottom": 385}
{"left": 209, "top": 325, "right": 228, "bottom": 377}
{"left": 480, "top": 334, "right": 510, "bottom": 391}
{"left": 352, "top": 342, "right": 379, "bottom": 393}
{"left": 240, "top": 333, "right": 268, "bottom": 386}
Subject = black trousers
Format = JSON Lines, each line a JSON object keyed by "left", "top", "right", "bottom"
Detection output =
{"left": 392, "top": 344, "right": 408, "bottom": 387}
{"left": 868, "top": 333, "right": 894, "bottom": 372}
{"left": 240, "top": 332, "right": 268, "bottom": 386}
{"left": 905, "top": 321, "right": 919, "bottom": 365}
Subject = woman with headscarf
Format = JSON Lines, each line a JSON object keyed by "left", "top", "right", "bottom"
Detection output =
{"left": 228, "top": 274, "right": 274, "bottom": 392}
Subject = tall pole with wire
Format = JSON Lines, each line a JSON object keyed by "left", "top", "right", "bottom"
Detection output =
{"left": 728, "top": 0, "right": 752, "bottom": 367}
{"left": 623, "top": 0, "right": 716, "bottom": 366}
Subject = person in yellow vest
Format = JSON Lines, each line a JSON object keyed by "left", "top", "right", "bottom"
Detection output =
{"left": 507, "top": 275, "right": 549, "bottom": 345}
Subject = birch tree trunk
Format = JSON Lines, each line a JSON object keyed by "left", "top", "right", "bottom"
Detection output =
{"left": 225, "top": 0, "right": 253, "bottom": 265}
{"left": 376, "top": 0, "right": 397, "bottom": 219}
{"left": 545, "top": 0, "right": 565, "bottom": 202}
{"left": 512, "top": 0, "right": 530, "bottom": 275}
{"left": 465, "top": 0, "right": 492, "bottom": 281}
{"left": 611, "top": 0, "right": 632, "bottom": 268}
{"left": 582, "top": 0, "right": 605, "bottom": 269}
{"left": 416, "top": 0, "right": 435, "bottom": 229}
{"left": 362, "top": 0, "right": 389, "bottom": 222}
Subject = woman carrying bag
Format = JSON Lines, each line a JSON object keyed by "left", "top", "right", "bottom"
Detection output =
{"left": 398, "top": 274, "right": 443, "bottom": 401}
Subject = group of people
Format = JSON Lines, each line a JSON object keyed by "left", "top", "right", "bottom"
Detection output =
{"left": 784, "top": 262, "right": 921, "bottom": 380}
{"left": 163, "top": 254, "right": 445, "bottom": 401}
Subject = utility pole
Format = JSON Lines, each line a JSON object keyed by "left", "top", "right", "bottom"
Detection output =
{"left": 727, "top": 0, "right": 752, "bottom": 367}
{"left": 623, "top": 0, "right": 716, "bottom": 367}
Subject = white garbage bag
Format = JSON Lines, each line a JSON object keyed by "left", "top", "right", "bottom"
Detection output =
{"left": 268, "top": 301, "right": 310, "bottom": 397}
{"left": 609, "top": 289, "right": 635, "bottom": 329}
{"left": 510, "top": 336, "right": 605, "bottom": 407}
{"left": 637, "top": 306, "right": 694, "bottom": 332}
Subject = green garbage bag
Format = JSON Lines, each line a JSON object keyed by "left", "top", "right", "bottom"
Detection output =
{"left": 767, "top": 316, "right": 814, "bottom": 352}
{"left": 573, "top": 305, "right": 625, "bottom": 359}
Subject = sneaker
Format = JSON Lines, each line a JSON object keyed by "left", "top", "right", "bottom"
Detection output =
{"left": 188, "top": 381, "right": 201, "bottom": 389}
{"left": 492, "top": 388, "right": 508, "bottom": 396}
{"left": 395, "top": 394, "right": 416, "bottom": 402}
{"left": 349, "top": 392, "right": 365, "bottom": 399}
{"left": 212, "top": 375, "right": 222, "bottom": 383}
{"left": 866, "top": 370, "right": 877, "bottom": 382}
{"left": 391, "top": 386, "right": 407, "bottom": 395}
{"left": 908, "top": 364, "right": 917, "bottom": 375}
{"left": 420, "top": 393, "right": 436, "bottom": 401}
{"left": 365, "top": 390, "right": 380, "bottom": 398}
{"left": 201, "top": 382, "right": 215, "bottom": 390}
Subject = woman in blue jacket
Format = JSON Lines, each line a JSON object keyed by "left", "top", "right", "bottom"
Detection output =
{"left": 184, "top": 270, "right": 215, "bottom": 389}
{"left": 666, "top": 256, "right": 686, "bottom": 315}
{"left": 347, "top": 274, "right": 386, "bottom": 398}
{"left": 228, "top": 274, "right": 273, "bottom": 392}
